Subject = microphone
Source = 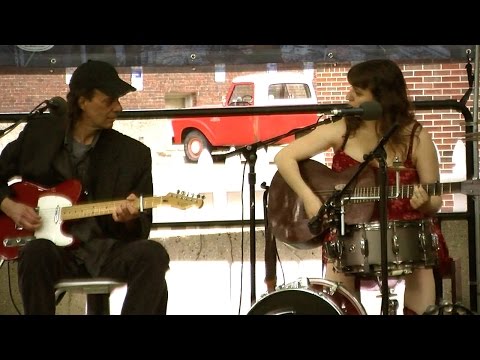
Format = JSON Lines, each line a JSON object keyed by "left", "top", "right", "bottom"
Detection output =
{"left": 44, "top": 96, "right": 68, "bottom": 117}
{"left": 330, "top": 101, "right": 382, "bottom": 120}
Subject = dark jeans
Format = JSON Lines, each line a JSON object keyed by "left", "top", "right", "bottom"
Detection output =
{"left": 17, "top": 238, "right": 170, "bottom": 315}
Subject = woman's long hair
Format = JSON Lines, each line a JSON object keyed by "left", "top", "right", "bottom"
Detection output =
{"left": 345, "top": 59, "right": 418, "bottom": 156}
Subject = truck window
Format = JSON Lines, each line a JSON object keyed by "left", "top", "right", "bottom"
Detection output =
{"left": 229, "top": 84, "right": 254, "bottom": 106}
{"left": 268, "top": 83, "right": 312, "bottom": 99}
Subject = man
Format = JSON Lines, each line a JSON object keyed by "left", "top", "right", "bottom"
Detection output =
{"left": 0, "top": 60, "right": 170, "bottom": 315}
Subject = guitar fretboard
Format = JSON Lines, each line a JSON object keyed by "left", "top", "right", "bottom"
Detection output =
{"left": 61, "top": 197, "right": 165, "bottom": 220}
{"left": 346, "top": 182, "right": 462, "bottom": 202}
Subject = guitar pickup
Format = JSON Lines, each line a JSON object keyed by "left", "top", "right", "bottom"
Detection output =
{"left": 3, "top": 236, "right": 36, "bottom": 247}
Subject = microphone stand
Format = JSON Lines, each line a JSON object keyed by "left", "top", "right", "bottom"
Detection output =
{"left": 363, "top": 133, "right": 392, "bottom": 316}
{"left": 313, "top": 120, "right": 399, "bottom": 315}
{"left": 213, "top": 115, "right": 340, "bottom": 306}
{"left": 364, "top": 120, "right": 400, "bottom": 315}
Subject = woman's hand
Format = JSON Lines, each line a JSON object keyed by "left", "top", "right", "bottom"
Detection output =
{"left": 303, "top": 194, "right": 322, "bottom": 219}
{"left": 409, "top": 184, "right": 429, "bottom": 209}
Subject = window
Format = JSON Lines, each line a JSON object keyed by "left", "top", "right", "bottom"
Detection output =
{"left": 268, "top": 83, "right": 311, "bottom": 99}
{"left": 229, "top": 84, "right": 254, "bottom": 105}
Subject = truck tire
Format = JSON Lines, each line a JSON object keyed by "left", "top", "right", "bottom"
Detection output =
{"left": 184, "top": 130, "right": 212, "bottom": 162}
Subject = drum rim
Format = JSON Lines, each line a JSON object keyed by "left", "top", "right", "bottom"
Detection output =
{"left": 349, "top": 218, "right": 433, "bottom": 231}
{"left": 249, "top": 286, "right": 344, "bottom": 315}
{"left": 248, "top": 277, "right": 367, "bottom": 315}
{"left": 307, "top": 277, "right": 367, "bottom": 315}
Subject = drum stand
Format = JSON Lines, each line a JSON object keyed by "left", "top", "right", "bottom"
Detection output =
{"left": 372, "top": 277, "right": 399, "bottom": 315}
{"left": 388, "top": 299, "right": 399, "bottom": 315}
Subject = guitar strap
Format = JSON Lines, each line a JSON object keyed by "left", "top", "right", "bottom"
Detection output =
{"left": 340, "top": 127, "right": 351, "bottom": 151}
{"left": 406, "top": 121, "right": 421, "bottom": 165}
{"left": 341, "top": 121, "right": 421, "bottom": 165}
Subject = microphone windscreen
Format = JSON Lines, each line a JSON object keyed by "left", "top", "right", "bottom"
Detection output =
{"left": 48, "top": 96, "right": 68, "bottom": 117}
{"left": 360, "top": 101, "right": 383, "bottom": 120}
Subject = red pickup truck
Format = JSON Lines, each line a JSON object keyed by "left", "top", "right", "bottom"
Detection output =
{"left": 171, "top": 72, "right": 319, "bottom": 162}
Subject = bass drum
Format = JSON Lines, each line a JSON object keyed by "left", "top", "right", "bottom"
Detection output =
{"left": 247, "top": 278, "right": 366, "bottom": 315}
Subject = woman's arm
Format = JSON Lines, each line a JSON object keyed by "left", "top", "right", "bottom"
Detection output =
{"left": 411, "top": 127, "right": 442, "bottom": 215}
{"left": 274, "top": 120, "right": 345, "bottom": 218}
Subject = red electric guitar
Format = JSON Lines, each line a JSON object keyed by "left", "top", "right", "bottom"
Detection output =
{"left": 0, "top": 179, "right": 204, "bottom": 261}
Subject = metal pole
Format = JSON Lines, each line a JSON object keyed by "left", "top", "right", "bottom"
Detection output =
{"left": 472, "top": 45, "right": 480, "bottom": 311}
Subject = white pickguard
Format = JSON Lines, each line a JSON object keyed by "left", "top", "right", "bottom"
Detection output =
{"left": 35, "top": 194, "right": 74, "bottom": 246}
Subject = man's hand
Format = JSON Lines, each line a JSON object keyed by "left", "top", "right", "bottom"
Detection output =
{"left": 112, "top": 193, "right": 140, "bottom": 223}
{"left": 1, "top": 197, "right": 42, "bottom": 230}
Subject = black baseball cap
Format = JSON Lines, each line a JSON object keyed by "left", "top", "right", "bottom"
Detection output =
{"left": 69, "top": 60, "right": 136, "bottom": 98}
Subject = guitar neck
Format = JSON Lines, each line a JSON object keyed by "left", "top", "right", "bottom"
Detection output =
{"left": 61, "top": 197, "right": 163, "bottom": 220}
{"left": 351, "top": 182, "right": 463, "bottom": 201}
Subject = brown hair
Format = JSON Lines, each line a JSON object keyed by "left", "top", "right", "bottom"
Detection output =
{"left": 66, "top": 88, "right": 96, "bottom": 128}
{"left": 345, "top": 59, "right": 418, "bottom": 155}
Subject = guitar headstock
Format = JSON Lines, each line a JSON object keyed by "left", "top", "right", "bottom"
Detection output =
{"left": 165, "top": 191, "right": 205, "bottom": 210}
{"left": 460, "top": 179, "right": 480, "bottom": 196}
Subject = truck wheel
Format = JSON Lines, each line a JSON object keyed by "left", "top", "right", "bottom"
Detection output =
{"left": 184, "top": 130, "right": 212, "bottom": 162}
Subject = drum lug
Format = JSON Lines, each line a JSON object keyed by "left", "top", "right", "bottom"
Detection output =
{"left": 360, "top": 235, "right": 370, "bottom": 273}
{"left": 431, "top": 233, "right": 439, "bottom": 251}
{"left": 360, "top": 235, "right": 368, "bottom": 257}
{"left": 418, "top": 232, "right": 426, "bottom": 251}
{"left": 392, "top": 234, "right": 400, "bottom": 255}
{"left": 324, "top": 282, "right": 338, "bottom": 296}
{"left": 325, "top": 239, "right": 342, "bottom": 259}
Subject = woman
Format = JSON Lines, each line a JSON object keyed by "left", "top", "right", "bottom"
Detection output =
{"left": 274, "top": 59, "right": 448, "bottom": 315}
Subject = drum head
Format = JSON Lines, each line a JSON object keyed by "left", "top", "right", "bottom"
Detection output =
{"left": 248, "top": 288, "right": 342, "bottom": 315}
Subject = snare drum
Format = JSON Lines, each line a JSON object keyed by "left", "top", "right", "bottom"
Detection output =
{"left": 247, "top": 278, "right": 366, "bottom": 315}
{"left": 326, "top": 219, "right": 439, "bottom": 276}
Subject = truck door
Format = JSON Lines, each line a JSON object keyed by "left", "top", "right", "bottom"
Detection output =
{"left": 218, "top": 83, "right": 257, "bottom": 144}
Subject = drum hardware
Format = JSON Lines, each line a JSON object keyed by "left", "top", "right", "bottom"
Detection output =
{"left": 388, "top": 299, "right": 399, "bottom": 315}
{"left": 423, "top": 300, "right": 477, "bottom": 315}
{"left": 279, "top": 277, "right": 309, "bottom": 290}
{"left": 419, "top": 230, "right": 427, "bottom": 253}
{"left": 360, "top": 235, "right": 368, "bottom": 258}
{"left": 373, "top": 276, "right": 400, "bottom": 315}
{"left": 392, "top": 234, "right": 400, "bottom": 255}
{"left": 431, "top": 232, "right": 439, "bottom": 252}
